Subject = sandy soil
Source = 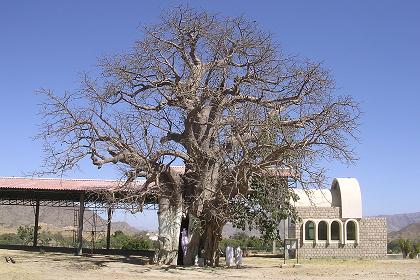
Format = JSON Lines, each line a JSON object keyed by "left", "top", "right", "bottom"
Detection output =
{"left": 0, "top": 249, "right": 419, "bottom": 280}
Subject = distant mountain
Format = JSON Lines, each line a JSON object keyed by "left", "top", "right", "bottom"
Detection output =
{"left": 388, "top": 222, "right": 420, "bottom": 241}
{"left": 377, "top": 212, "right": 420, "bottom": 232}
{"left": 0, "top": 205, "right": 140, "bottom": 235}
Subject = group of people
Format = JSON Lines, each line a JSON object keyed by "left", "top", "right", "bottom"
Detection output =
{"left": 225, "top": 246, "right": 243, "bottom": 268}
{"left": 181, "top": 229, "right": 243, "bottom": 267}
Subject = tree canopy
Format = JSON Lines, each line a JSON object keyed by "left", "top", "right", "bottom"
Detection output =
{"left": 38, "top": 7, "right": 359, "bottom": 265}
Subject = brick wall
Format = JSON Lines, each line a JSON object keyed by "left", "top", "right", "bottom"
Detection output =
{"left": 290, "top": 207, "right": 387, "bottom": 259}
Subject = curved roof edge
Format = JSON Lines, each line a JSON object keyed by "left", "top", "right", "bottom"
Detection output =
{"left": 331, "top": 178, "right": 362, "bottom": 219}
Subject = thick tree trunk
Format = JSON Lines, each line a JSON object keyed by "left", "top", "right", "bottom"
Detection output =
{"left": 157, "top": 191, "right": 182, "bottom": 265}
{"left": 202, "top": 219, "right": 223, "bottom": 267}
{"left": 182, "top": 162, "right": 224, "bottom": 266}
{"left": 183, "top": 215, "right": 201, "bottom": 266}
{"left": 181, "top": 216, "right": 224, "bottom": 267}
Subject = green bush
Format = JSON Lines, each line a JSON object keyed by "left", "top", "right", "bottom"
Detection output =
{"left": 408, "top": 242, "right": 420, "bottom": 259}
{"left": 0, "top": 226, "right": 155, "bottom": 250}
{"left": 0, "top": 226, "right": 73, "bottom": 247}
{"left": 50, "top": 232, "right": 74, "bottom": 247}
{"left": 95, "top": 230, "right": 157, "bottom": 250}
{"left": 17, "top": 225, "right": 37, "bottom": 245}
{"left": 219, "top": 233, "right": 274, "bottom": 252}
{"left": 0, "top": 233, "right": 22, "bottom": 245}
{"left": 387, "top": 240, "right": 401, "bottom": 254}
{"left": 398, "top": 239, "right": 420, "bottom": 259}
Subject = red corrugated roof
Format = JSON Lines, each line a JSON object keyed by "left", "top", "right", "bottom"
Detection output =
{"left": 0, "top": 177, "right": 145, "bottom": 192}
{"left": 0, "top": 166, "right": 294, "bottom": 192}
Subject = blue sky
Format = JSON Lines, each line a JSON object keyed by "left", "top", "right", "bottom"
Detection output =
{"left": 0, "top": 1, "right": 419, "bottom": 230}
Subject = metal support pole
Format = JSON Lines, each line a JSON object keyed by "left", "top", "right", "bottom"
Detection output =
{"left": 283, "top": 219, "right": 286, "bottom": 264}
{"left": 283, "top": 244, "right": 286, "bottom": 265}
{"left": 272, "top": 239, "right": 276, "bottom": 254}
{"left": 76, "top": 193, "right": 85, "bottom": 255}
{"left": 106, "top": 207, "right": 112, "bottom": 250}
{"left": 33, "top": 199, "right": 40, "bottom": 247}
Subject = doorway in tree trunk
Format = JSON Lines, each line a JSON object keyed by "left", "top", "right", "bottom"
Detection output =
{"left": 177, "top": 216, "right": 189, "bottom": 265}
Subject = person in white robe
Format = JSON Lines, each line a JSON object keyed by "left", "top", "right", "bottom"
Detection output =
{"left": 235, "top": 246, "right": 242, "bottom": 268}
{"left": 225, "top": 246, "right": 234, "bottom": 267}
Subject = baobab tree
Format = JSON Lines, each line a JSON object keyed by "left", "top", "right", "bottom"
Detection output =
{"left": 37, "top": 7, "right": 359, "bottom": 266}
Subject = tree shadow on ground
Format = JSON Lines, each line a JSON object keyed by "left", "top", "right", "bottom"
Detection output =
{"left": 2, "top": 249, "right": 271, "bottom": 275}
{"left": 3, "top": 251, "right": 151, "bottom": 269}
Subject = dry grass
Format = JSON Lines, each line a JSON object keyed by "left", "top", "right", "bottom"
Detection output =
{"left": 1, "top": 249, "right": 419, "bottom": 280}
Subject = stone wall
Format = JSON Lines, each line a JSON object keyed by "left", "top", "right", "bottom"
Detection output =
{"left": 297, "top": 206, "right": 341, "bottom": 219}
{"left": 290, "top": 207, "right": 387, "bottom": 259}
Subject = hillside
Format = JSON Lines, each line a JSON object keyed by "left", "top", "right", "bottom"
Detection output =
{"left": 377, "top": 212, "right": 420, "bottom": 232}
{"left": 0, "top": 205, "right": 140, "bottom": 235}
{"left": 388, "top": 222, "right": 420, "bottom": 241}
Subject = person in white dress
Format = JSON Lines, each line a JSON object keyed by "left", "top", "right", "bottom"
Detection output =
{"left": 225, "top": 246, "right": 234, "bottom": 267}
{"left": 235, "top": 247, "right": 242, "bottom": 268}
{"left": 181, "top": 228, "right": 189, "bottom": 257}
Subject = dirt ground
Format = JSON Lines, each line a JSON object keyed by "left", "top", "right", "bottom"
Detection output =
{"left": 0, "top": 249, "right": 419, "bottom": 280}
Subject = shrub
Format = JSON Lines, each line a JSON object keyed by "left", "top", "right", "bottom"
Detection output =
{"left": 398, "top": 239, "right": 412, "bottom": 258}
{"left": 0, "top": 233, "right": 22, "bottom": 245}
{"left": 387, "top": 240, "right": 401, "bottom": 254}
{"left": 95, "top": 231, "right": 156, "bottom": 250}
{"left": 51, "top": 232, "right": 74, "bottom": 247}
{"left": 397, "top": 239, "right": 420, "bottom": 259}
{"left": 408, "top": 242, "right": 419, "bottom": 259}
{"left": 219, "top": 233, "right": 274, "bottom": 252}
{"left": 17, "top": 225, "right": 37, "bottom": 245}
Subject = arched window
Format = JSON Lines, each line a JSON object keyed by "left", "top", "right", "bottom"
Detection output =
{"left": 318, "top": 221, "right": 327, "bottom": 241}
{"left": 331, "top": 221, "right": 340, "bottom": 241}
{"left": 305, "top": 221, "right": 315, "bottom": 240}
{"left": 346, "top": 220, "right": 356, "bottom": 240}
